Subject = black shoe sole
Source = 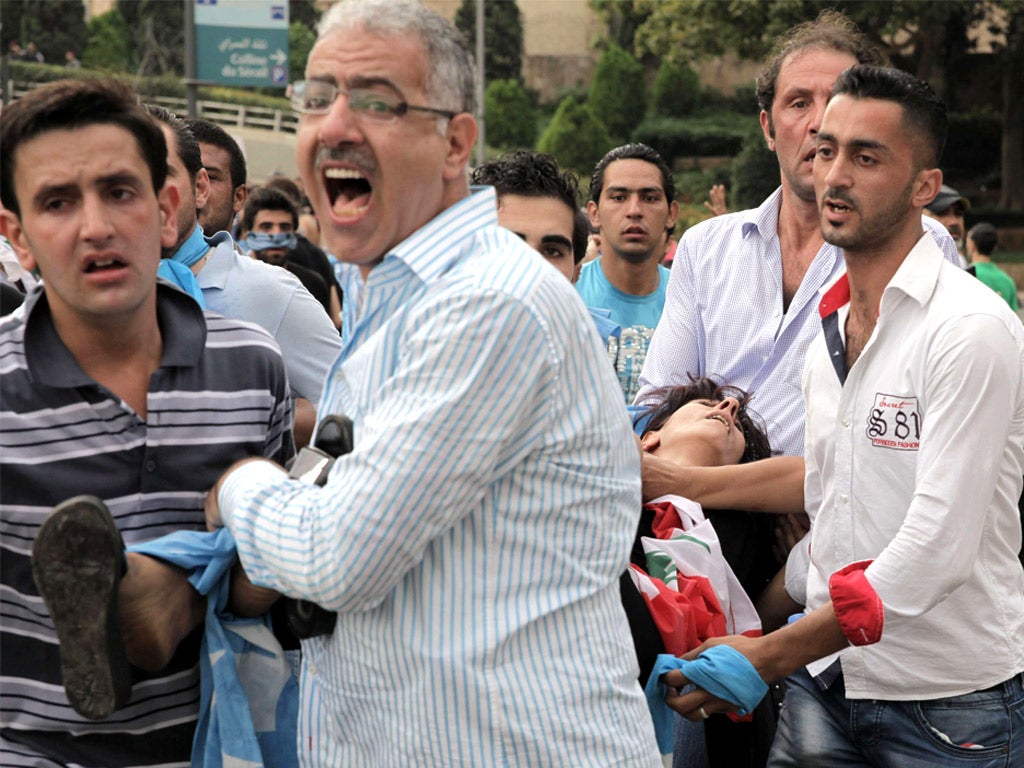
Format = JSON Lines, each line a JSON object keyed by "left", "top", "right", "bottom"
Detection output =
{"left": 31, "top": 495, "right": 131, "bottom": 720}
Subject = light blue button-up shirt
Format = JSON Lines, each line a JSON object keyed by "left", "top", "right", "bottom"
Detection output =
{"left": 221, "top": 187, "right": 661, "bottom": 766}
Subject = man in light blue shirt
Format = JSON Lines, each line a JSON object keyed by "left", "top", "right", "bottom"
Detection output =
{"left": 206, "top": 1, "right": 661, "bottom": 765}
{"left": 578, "top": 143, "right": 678, "bottom": 403}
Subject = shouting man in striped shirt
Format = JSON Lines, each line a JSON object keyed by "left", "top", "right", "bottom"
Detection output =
{"left": 204, "top": 0, "right": 662, "bottom": 765}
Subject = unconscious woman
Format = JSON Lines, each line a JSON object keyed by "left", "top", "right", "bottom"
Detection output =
{"left": 623, "top": 377, "right": 804, "bottom": 768}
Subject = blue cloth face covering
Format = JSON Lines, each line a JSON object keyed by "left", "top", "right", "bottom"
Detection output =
{"left": 241, "top": 232, "right": 297, "bottom": 253}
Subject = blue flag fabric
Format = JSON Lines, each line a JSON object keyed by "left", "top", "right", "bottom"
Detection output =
{"left": 129, "top": 528, "right": 299, "bottom": 768}
{"left": 644, "top": 647, "right": 769, "bottom": 754}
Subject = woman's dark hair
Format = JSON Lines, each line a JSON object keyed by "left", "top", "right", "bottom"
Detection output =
{"left": 639, "top": 376, "right": 772, "bottom": 464}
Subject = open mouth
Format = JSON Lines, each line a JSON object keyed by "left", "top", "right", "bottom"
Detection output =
{"left": 84, "top": 257, "right": 126, "bottom": 273}
{"left": 325, "top": 168, "right": 372, "bottom": 217}
{"left": 707, "top": 414, "right": 731, "bottom": 429}
{"left": 826, "top": 200, "right": 853, "bottom": 214}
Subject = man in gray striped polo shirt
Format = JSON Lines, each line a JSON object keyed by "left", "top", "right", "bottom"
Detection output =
{"left": 0, "top": 78, "right": 294, "bottom": 767}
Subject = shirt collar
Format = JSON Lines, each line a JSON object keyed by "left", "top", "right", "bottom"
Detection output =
{"left": 816, "top": 232, "right": 942, "bottom": 320}
{"left": 882, "top": 232, "right": 942, "bottom": 309}
{"left": 23, "top": 282, "right": 207, "bottom": 388}
{"left": 380, "top": 186, "right": 498, "bottom": 286}
{"left": 195, "top": 231, "right": 235, "bottom": 290}
{"left": 740, "top": 187, "right": 783, "bottom": 242}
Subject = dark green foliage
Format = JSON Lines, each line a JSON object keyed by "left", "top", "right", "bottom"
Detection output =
{"left": 651, "top": 59, "right": 700, "bottom": 118}
{"left": 455, "top": 0, "right": 523, "bottom": 85}
{"left": 289, "top": 21, "right": 316, "bottom": 84}
{"left": 1, "top": 0, "right": 88, "bottom": 65}
{"left": 288, "top": 0, "right": 320, "bottom": 30}
{"left": 485, "top": 79, "right": 536, "bottom": 150}
{"left": 632, "top": 113, "right": 749, "bottom": 161}
{"left": 587, "top": 43, "right": 645, "bottom": 142}
{"left": 700, "top": 84, "right": 757, "bottom": 114}
{"left": 730, "top": 124, "right": 779, "bottom": 210}
{"left": 83, "top": 10, "right": 131, "bottom": 72}
{"left": 589, "top": 0, "right": 654, "bottom": 52}
{"left": 537, "top": 95, "right": 614, "bottom": 177}
{"left": 942, "top": 110, "right": 1002, "bottom": 177}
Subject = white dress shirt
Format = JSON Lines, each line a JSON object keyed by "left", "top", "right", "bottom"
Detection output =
{"left": 803, "top": 233, "right": 1024, "bottom": 699}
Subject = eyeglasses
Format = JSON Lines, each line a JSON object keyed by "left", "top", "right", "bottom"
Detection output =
{"left": 290, "top": 80, "right": 458, "bottom": 122}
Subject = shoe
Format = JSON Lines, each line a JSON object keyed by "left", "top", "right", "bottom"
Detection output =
{"left": 31, "top": 495, "right": 131, "bottom": 720}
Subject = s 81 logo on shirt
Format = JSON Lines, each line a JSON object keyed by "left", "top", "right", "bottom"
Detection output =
{"left": 865, "top": 393, "right": 921, "bottom": 450}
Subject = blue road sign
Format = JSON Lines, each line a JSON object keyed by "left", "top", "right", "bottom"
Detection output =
{"left": 194, "top": 0, "right": 289, "bottom": 88}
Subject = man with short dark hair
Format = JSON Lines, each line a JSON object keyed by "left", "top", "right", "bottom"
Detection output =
{"left": 240, "top": 185, "right": 333, "bottom": 316}
{"left": 0, "top": 77, "right": 294, "bottom": 767}
{"left": 578, "top": 142, "right": 679, "bottom": 403}
{"left": 185, "top": 117, "right": 248, "bottom": 236}
{"left": 664, "top": 64, "right": 1024, "bottom": 767}
{"left": 966, "top": 221, "right": 1019, "bottom": 309}
{"left": 471, "top": 149, "right": 587, "bottom": 283}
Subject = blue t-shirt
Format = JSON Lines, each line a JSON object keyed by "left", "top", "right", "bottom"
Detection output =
{"left": 576, "top": 257, "right": 670, "bottom": 403}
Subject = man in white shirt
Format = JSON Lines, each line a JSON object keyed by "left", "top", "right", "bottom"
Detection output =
{"left": 664, "top": 64, "right": 1024, "bottom": 768}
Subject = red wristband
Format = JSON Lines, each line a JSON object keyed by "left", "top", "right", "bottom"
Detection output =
{"left": 829, "top": 560, "right": 884, "bottom": 646}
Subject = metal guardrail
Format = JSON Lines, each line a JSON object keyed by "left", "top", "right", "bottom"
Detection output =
{"left": 148, "top": 95, "right": 299, "bottom": 134}
{"left": 7, "top": 81, "right": 299, "bottom": 134}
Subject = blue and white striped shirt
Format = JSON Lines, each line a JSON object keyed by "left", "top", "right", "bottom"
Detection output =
{"left": 220, "top": 187, "right": 661, "bottom": 766}
{"left": 636, "top": 188, "right": 960, "bottom": 456}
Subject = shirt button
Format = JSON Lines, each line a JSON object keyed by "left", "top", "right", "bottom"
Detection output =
{"left": 842, "top": 418, "right": 851, "bottom": 428}
{"left": 145, "top": 460, "right": 156, "bottom": 472}
{"left": 308, "top": 662, "right": 318, "bottom": 676}
{"left": 839, "top": 493, "right": 848, "bottom": 503}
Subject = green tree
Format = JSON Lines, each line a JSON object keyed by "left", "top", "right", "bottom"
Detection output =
{"left": 730, "top": 124, "right": 779, "bottom": 211}
{"left": 589, "top": 0, "right": 654, "bottom": 52}
{"left": 485, "top": 79, "right": 536, "bottom": 150}
{"left": 651, "top": 59, "right": 700, "bottom": 118}
{"left": 587, "top": 43, "right": 645, "bottom": 142}
{"left": 289, "top": 21, "right": 316, "bottom": 83}
{"left": 288, "top": 0, "right": 320, "bottom": 30}
{"left": 117, "top": 0, "right": 184, "bottom": 76}
{"left": 455, "top": 0, "right": 523, "bottom": 84}
{"left": 83, "top": 9, "right": 132, "bottom": 72}
{"left": 537, "top": 95, "right": 614, "bottom": 176}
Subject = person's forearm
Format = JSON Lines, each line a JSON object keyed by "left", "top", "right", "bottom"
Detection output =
{"left": 228, "top": 562, "right": 280, "bottom": 617}
{"left": 755, "top": 602, "right": 848, "bottom": 682}
{"left": 643, "top": 454, "right": 804, "bottom": 513}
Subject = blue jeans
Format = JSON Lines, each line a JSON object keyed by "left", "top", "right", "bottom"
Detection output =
{"left": 769, "top": 667, "right": 1024, "bottom": 767}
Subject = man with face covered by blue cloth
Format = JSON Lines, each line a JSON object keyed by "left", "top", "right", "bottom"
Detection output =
{"left": 239, "top": 186, "right": 333, "bottom": 319}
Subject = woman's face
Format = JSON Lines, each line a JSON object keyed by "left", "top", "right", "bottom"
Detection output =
{"left": 641, "top": 397, "right": 747, "bottom": 467}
